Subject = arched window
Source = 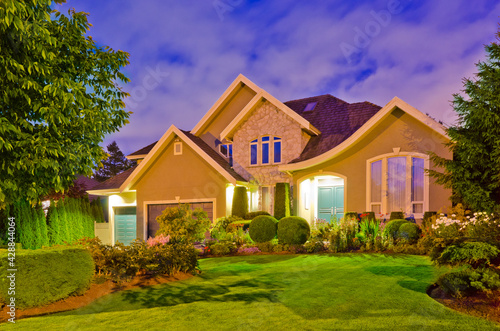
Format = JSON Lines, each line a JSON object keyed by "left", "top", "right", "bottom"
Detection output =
{"left": 367, "top": 153, "right": 428, "bottom": 217}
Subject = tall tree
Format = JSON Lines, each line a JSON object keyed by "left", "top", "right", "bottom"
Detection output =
{"left": 94, "top": 141, "right": 134, "bottom": 182}
{"left": 429, "top": 27, "right": 500, "bottom": 212}
{"left": 0, "top": 0, "right": 130, "bottom": 206}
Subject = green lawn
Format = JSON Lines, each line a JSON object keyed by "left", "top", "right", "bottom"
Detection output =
{"left": 5, "top": 254, "right": 499, "bottom": 330}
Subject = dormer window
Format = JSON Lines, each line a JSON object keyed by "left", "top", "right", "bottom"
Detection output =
{"left": 303, "top": 102, "right": 317, "bottom": 112}
{"left": 250, "top": 136, "right": 282, "bottom": 166}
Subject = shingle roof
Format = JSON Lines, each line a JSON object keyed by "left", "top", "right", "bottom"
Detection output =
{"left": 181, "top": 130, "right": 247, "bottom": 182}
{"left": 75, "top": 175, "right": 100, "bottom": 190}
{"left": 284, "top": 94, "right": 381, "bottom": 163}
{"left": 128, "top": 141, "right": 157, "bottom": 156}
{"left": 126, "top": 93, "right": 381, "bottom": 173}
{"left": 91, "top": 166, "right": 137, "bottom": 191}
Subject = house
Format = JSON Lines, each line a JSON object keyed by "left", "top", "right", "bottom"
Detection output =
{"left": 88, "top": 74, "right": 451, "bottom": 245}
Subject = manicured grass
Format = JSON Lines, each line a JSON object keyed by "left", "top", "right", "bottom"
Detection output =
{"left": 6, "top": 254, "right": 500, "bottom": 330}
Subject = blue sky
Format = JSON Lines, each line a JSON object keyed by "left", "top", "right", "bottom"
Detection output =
{"left": 58, "top": 0, "right": 500, "bottom": 155}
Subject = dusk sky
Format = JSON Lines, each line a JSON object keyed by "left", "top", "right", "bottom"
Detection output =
{"left": 58, "top": 0, "right": 499, "bottom": 155}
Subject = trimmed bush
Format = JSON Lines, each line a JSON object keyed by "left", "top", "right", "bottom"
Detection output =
{"left": 231, "top": 186, "right": 248, "bottom": 218}
{"left": 390, "top": 212, "right": 405, "bottom": 220}
{"left": 249, "top": 215, "right": 278, "bottom": 243}
{"left": 212, "top": 215, "right": 244, "bottom": 233}
{"left": 277, "top": 216, "right": 310, "bottom": 245}
{"left": 383, "top": 219, "right": 409, "bottom": 240}
{"left": 396, "top": 222, "right": 421, "bottom": 242}
{"left": 0, "top": 246, "right": 94, "bottom": 308}
{"left": 274, "top": 183, "right": 291, "bottom": 220}
{"left": 245, "top": 211, "right": 271, "bottom": 220}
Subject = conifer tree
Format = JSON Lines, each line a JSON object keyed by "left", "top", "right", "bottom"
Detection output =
{"left": 94, "top": 141, "right": 134, "bottom": 182}
{"left": 429, "top": 27, "right": 500, "bottom": 212}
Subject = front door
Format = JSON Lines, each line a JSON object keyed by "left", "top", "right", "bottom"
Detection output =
{"left": 114, "top": 214, "right": 137, "bottom": 245}
{"left": 318, "top": 186, "right": 344, "bottom": 222}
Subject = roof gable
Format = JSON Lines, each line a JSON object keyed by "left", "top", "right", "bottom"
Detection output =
{"left": 280, "top": 96, "right": 449, "bottom": 171}
{"left": 120, "top": 125, "right": 246, "bottom": 192}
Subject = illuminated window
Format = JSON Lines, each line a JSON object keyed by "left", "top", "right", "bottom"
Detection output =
{"left": 250, "top": 139, "right": 258, "bottom": 165}
{"left": 368, "top": 154, "right": 427, "bottom": 216}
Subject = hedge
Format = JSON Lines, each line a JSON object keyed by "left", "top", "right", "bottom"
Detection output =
{"left": 277, "top": 216, "right": 310, "bottom": 245}
{"left": 232, "top": 186, "right": 248, "bottom": 218}
{"left": 249, "top": 215, "right": 278, "bottom": 243}
{"left": 274, "top": 183, "right": 291, "bottom": 220}
{"left": 0, "top": 246, "right": 94, "bottom": 308}
{"left": 390, "top": 212, "right": 405, "bottom": 220}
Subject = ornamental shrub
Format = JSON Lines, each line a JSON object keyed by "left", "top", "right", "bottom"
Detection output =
{"left": 212, "top": 215, "right": 244, "bottom": 233}
{"left": 437, "top": 268, "right": 500, "bottom": 297}
{"left": 228, "top": 220, "right": 252, "bottom": 232}
{"left": 423, "top": 211, "right": 437, "bottom": 228}
{"left": 434, "top": 242, "right": 500, "bottom": 268}
{"left": 390, "top": 211, "right": 405, "bottom": 220}
{"left": 274, "top": 182, "right": 291, "bottom": 220}
{"left": 156, "top": 204, "right": 210, "bottom": 243}
{"left": 382, "top": 219, "right": 409, "bottom": 240}
{"left": 344, "top": 212, "right": 358, "bottom": 223}
{"left": 244, "top": 211, "right": 271, "bottom": 220}
{"left": 277, "top": 216, "right": 310, "bottom": 245}
{"left": 397, "top": 222, "right": 421, "bottom": 243}
{"left": 361, "top": 212, "right": 376, "bottom": 222}
{"left": 231, "top": 186, "right": 248, "bottom": 218}
{"left": 0, "top": 246, "right": 94, "bottom": 308}
{"left": 249, "top": 215, "right": 278, "bottom": 243}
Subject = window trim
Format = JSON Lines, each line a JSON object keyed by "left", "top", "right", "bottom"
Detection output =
{"left": 174, "top": 142, "right": 182, "bottom": 155}
{"left": 249, "top": 136, "right": 282, "bottom": 166}
{"left": 366, "top": 151, "right": 429, "bottom": 218}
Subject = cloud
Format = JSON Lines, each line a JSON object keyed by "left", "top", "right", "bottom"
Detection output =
{"left": 57, "top": 0, "right": 500, "bottom": 154}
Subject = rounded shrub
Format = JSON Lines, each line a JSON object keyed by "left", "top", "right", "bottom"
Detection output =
{"left": 383, "top": 219, "right": 409, "bottom": 240}
{"left": 277, "top": 216, "right": 310, "bottom": 245}
{"left": 389, "top": 211, "right": 405, "bottom": 220}
{"left": 245, "top": 211, "right": 271, "bottom": 220}
{"left": 249, "top": 215, "right": 278, "bottom": 243}
{"left": 397, "top": 222, "right": 421, "bottom": 242}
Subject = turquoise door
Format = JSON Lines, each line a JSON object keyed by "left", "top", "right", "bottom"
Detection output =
{"left": 114, "top": 214, "right": 136, "bottom": 245}
{"left": 318, "top": 186, "right": 344, "bottom": 222}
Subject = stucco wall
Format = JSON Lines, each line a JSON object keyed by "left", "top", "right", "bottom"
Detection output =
{"left": 232, "top": 101, "right": 309, "bottom": 185}
{"left": 132, "top": 139, "right": 229, "bottom": 240}
{"left": 292, "top": 108, "right": 452, "bottom": 218}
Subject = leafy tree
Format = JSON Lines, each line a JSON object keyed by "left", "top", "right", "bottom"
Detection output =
{"left": 429, "top": 28, "right": 500, "bottom": 212}
{"left": 0, "top": 0, "right": 130, "bottom": 206}
{"left": 94, "top": 141, "right": 134, "bottom": 182}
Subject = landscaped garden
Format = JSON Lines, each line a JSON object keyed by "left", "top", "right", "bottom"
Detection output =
{"left": 5, "top": 254, "right": 499, "bottom": 330}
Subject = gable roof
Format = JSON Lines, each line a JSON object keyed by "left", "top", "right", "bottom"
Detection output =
{"left": 284, "top": 94, "right": 382, "bottom": 162}
{"left": 127, "top": 141, "right": 157, "bottom": 159}
{"left": 120, "top": 125, "right": 246, "bottom": 192}
{"left": 192, "top": 74, "right": 320, "bottom": 139}
{"left": 87, "top": 166, "right": 137, "bottom": 194}
{"left": 280, "top": 96, "right": 449, "bottom": 171}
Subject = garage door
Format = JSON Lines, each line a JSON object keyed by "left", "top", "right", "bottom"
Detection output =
{"left": 147, "top": 202, "right": 213, "bottom": 238}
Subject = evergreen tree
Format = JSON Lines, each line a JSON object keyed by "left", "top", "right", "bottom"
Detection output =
{"left": 94, "top": 141, "right": 134, "bottom": 182}
{"left": 47, "top": 200, "right": 61, "bottom": 246}
{"left": 429, "top": 27, "right": 500, "bottom": 212}
{"left": 58, "top": 198, "right": 70, "bottom": 244}
{"left": 37, "top": 207, "right": 50, "bottom": 248}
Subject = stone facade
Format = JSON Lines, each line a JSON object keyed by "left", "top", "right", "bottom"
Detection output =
{"left": 232, "top": 101, "right": 310, "bottom": 186}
